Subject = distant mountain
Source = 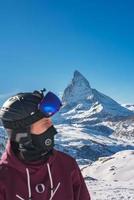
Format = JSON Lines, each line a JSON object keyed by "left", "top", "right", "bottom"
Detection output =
{"left": 52, "top": 71, "right": 134, "bottom": 163}
{"left": 122, "top": 104, "right": 134, "bottom": 112}
{"left": 56, "top": 70, "right": 134, "bottom": 126}
{"left": 62, "top": 70, "right": 93, "bottom": 105}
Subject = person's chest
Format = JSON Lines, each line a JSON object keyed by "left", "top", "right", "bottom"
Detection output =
{"left": 3, "top": 165, "right": 74, "bottom": 200}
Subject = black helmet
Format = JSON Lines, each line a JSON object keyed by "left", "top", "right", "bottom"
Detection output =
{"left": 0, "top": 90, "right": 46, "bottom": 130}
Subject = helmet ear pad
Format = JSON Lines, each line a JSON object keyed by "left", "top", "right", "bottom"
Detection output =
{"left": 0, "top": 92, "right": 45, "bottom": 129}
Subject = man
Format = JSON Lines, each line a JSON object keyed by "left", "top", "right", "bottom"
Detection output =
{"left": 0, "top": 89, "right": 91, "bottom": 200}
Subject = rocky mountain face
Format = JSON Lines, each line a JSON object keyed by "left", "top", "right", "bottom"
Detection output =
{"left": 60, "top": 70, "right": 133, "bottom": 123}
{"left": 54, "top": 71, "right": 134, "bottom": 135}
{"left": 62, "top": 70, "right": 93, "bottom": 105}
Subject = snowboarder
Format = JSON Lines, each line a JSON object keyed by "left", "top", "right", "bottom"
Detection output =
{"left": 0, "top": 89, "right": 91, "bottom": 200}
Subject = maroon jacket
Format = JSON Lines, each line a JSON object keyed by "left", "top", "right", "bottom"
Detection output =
{"left": 0, "top": 141, "right": 91, "bottom": 200}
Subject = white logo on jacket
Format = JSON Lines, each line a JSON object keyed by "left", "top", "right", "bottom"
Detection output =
{"left": 35, "top": 183, "right": 45, "bottom": 193}
{"left": 16, "top": 164, "right": 61, "bottom": 200}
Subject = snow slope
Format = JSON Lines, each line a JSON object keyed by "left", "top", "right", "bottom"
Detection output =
{"left": 82, "top": 150, "right": 134, "bottom": 200}
{"left": 82, "top": 150, "right": 134, "bottom": 181}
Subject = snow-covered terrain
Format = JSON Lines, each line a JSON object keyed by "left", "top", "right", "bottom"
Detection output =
{"left": 82, "top": 150, "right": 134, "bottom": 200}
{"left": 55, "top": 124, "right": 134, "bottom": 163}
{"left": 82, "top": 150, "right": 134, "bottom": 181}
{"left": 0, "top": 70, "right": 134, "bottom": 199}
{"left": 86, "top": 179, "right": 134, "bottom": 200}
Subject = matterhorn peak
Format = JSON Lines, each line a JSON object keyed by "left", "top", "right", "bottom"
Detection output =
{"left": 62, "top": 70, "right": 93, "bottom": 105}
{"left": 73, "top": 70, "right": 91, "bottom": 88}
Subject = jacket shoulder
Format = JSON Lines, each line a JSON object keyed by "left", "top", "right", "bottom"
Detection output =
{"left": 0, "top": 160, "right": 4, "bottom": 170}
{"left": 0, "top": 160, "right": 5, "bottom": 182}
{"left": 54, "top": 149, "right": 75, "bottom": 160}
{"left": 0, "top": 160, "right": 8, "bottom": 177}
{"left": 54, "top": 149, "right": 78, "bottom": 169}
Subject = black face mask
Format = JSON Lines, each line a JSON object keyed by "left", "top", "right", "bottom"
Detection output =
{"left": 11, "top": 125, "right": 57, "bottom": 162}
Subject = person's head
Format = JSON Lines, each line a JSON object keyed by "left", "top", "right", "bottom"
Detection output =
{"left": 0, "top": 89, "right": 62, "bottom": 161}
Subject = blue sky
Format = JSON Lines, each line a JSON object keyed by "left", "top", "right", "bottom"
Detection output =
{"left": 0, "top": 0, "right": 134, "bottom": 104}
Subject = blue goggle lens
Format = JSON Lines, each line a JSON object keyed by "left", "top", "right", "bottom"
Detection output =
{"left": 38, "top": 92, "right": 62, "bottom": 117}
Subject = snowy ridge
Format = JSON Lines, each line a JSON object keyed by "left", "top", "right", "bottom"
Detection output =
{"left": 122, "top": 104, "right": 134, "bottom": 112}
{"left": 54, "top": 124, "right": 134, "bottom": 163}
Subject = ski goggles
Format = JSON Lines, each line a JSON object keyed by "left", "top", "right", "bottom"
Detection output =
{"left": 38, "top": 91, "right": 62, "bottom": 117}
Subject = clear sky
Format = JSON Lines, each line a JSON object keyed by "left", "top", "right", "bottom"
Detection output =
{"left": 0, "top": 0, "right": 134, "bottom": 104}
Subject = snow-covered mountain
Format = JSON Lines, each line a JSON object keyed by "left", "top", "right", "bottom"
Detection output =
{"left": 53, "top": 71, "right": 134, "bottom": 150}
{"left": 122, "top": 104, "right": 134, "bottom": 112}
{"left": 58, "top": 70, "right": 133, "bottom": 126}
{"left": 62, "top": 70, "right": 93, "bottom": 105}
